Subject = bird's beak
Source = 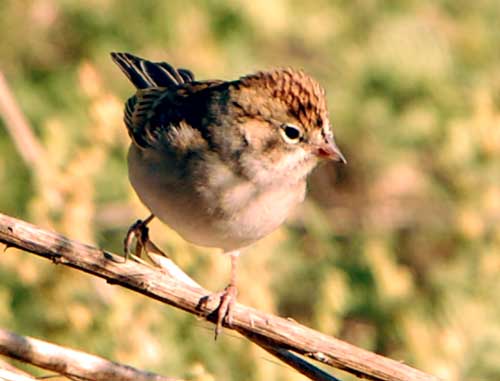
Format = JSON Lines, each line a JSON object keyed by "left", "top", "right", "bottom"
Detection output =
{"left": 316, "top": 136, "right": 347, "bottom": 164}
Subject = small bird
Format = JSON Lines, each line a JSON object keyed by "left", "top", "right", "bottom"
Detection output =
{"left": 111, "top": 52, "right": 346, "bottom": 338}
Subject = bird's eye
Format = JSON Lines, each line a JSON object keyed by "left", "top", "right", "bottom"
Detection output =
{"left": 280, "top": 123, "right": 302, "bottom": 144}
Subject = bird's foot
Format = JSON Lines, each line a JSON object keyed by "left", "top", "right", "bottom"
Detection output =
{"left": 200, "top": 284, "right": 238, "bottom": 340}
{"left": 124, "top": 217, "right": 168, "bottom": 262}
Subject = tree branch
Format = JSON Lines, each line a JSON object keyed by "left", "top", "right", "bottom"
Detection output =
{"left": 146, "top": 253, "right": 343, "bottom": 381}
{"left": 0, "top": 212, "right": 440, "bottom": 381}
{"left": 0, "top": 328, "right": 179, "bottom": 381}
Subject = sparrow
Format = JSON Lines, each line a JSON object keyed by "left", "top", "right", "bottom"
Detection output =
{"left": 111, "top": 52, "right": 346, "bottom": 338}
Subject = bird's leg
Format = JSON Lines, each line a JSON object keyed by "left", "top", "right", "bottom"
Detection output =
{"left": 201, "top": 250, "right": 239, "bottom": 340}
{"left": 215, "top": 251, "right": 239, "bottom": 336}
{"left": 124, "top": 214, "right": 168, "bottom": 261}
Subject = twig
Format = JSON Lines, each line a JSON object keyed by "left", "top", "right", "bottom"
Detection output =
{"left": 0, "top": 212, "right": 440, "bottom": 381}
{"left": 0, "top": 358, "right": 38, "bottom": 380}
{"left": 0, "top": 368, "right": 38, "bottom": 381}
{"left": 0, "top": 328, "right": 180, "bottom": 381}
{"left": 0, "top": 72, "right": 47, "bottom": 169}
{"left": 249, "top": 336, "right": 342, "bottom": 381}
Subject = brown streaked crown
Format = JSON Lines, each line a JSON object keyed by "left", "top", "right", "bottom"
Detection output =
{"left": 237, "top": 68, "right": 331, "bottom": 134}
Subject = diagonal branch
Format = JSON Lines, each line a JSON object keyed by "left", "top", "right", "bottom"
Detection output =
{"left": 0, "top": 212, "right": 440, "bottom": 381}
{"left": 148, "top": 255, "right": 342, "bottom": 381}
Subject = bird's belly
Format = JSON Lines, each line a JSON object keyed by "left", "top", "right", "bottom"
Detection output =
{"left": 209, "top": 180, "right": 307, "bottom": 250}
{"left": 128, "top": 148, "right": 306, "bottom": 251}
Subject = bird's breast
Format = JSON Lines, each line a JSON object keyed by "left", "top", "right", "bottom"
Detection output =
{"left": 127, "top": 145, "right": 306, "bottom": 251}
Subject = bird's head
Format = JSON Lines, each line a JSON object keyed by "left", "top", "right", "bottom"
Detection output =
{"left": 221, "top": 68, "right": 346, "bottom": 184}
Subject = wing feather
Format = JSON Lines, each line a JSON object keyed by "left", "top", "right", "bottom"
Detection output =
{"left": 111, "top": 52, "right": 226, "bottom": 149}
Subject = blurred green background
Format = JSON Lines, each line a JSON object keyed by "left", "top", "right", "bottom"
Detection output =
{"left": 1, "top": 1, "right": 500, "bottom": 380}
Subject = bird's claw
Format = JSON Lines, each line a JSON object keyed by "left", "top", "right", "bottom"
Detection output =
{"left": 200, "top": 284, "right": 238, "bottom": 340}
{"left": 124, "top": 218, "right": 148, "bottom": 260}
{"left": 124, "top": 217, "right": 167, "bottom": 261}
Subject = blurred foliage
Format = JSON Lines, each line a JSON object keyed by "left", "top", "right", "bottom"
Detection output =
{"left": 1, "top": 1, "right": 500, "bottom": 380}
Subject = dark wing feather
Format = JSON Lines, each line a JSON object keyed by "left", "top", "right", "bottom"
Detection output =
{"left": 123, "top": 88, "right": 167, "bottom": 147}
{"left": 178, "top": 68, "right": 195, "bottom": 82}
{"left": 110, "top": 52, "right": 195, "bottom": 89}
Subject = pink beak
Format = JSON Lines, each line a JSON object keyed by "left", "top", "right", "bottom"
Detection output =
{"left": 316, "top": 136, "right": 347, "bottom": 163}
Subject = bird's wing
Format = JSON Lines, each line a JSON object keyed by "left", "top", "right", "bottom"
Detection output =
{"left": 124, "top": 87, "right": 167, "bottom": 148}
{"left": 111, "top": 52, "right": 224, "bottom": 149}
{"left": 124, "top": 82, "right": 224, "bottom": 149}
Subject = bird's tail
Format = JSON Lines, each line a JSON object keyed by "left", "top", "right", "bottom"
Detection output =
{"left": 110, "top": 52, "right": 195, "bottom": 89}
